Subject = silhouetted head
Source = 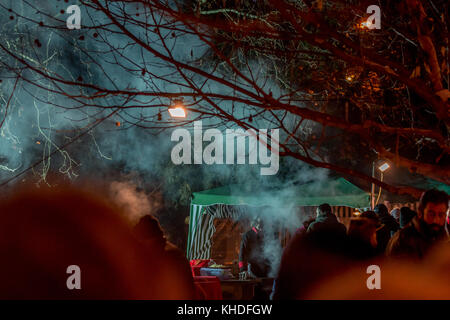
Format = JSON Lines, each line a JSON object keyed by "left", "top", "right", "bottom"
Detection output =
{"left": 316, "top": 203, "right": 332, "bottom": 217}
{"left": 390, "top": 208, "right": 400, "bottom": 222}
{"left": 360, "top": 210, "right": 379, "bottom": 226}
{"left": 348, "top": 217, "right": 378, "bottom": 248}
{"left": 399, "top": 207, "right": 416, "bottom": 228}
{"left": 252, "top": 216, "right": 264, "bottom": 231}
{"left": 374, "top": 204, "right": 389, "bottom": 217}
{"left": 133, "top": 215, "right": 166, "bottom": 250}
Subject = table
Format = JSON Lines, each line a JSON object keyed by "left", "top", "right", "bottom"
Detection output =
{"left": 220, "top": 279, "right": 274, "bottom": 300}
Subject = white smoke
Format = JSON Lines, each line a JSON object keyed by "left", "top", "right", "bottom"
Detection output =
{"left": 108, "top": 180, "right": 162, "bottom": 225}
{"left": 263, "top": 236, "right": 283, "bottom": 278}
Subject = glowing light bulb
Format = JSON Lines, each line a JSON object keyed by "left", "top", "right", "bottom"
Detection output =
{"left": 378, "top": 162, "right": 390, "bottom": 172}
{"left": 168, "top": 106, "right": 186, "bottom": 118}
{"left": 360, "top": 19, "right": 373, "bottom": 29}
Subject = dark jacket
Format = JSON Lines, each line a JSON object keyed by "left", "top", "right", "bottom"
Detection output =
{"left": 376, "top": 213, "right": 400, "bottom": 252}
{"left": 272, "top": 228, "right": 350, "bottom": 299}
{"left": 239, "top": 228, "right": 270, "bottom": 277}
{"left": 386, "top": 216, "right": 448, "bottom": 261}
{"left": 307, "top": 213, "right": 346, "bottom": 234}
{"left": 345, "top": 236, "right": 379, "bottom": 261}
{"left": 400, "top": 208, "right": 416, "bottom": 229}
{"left": 306, "top": 213, "right": 347, "bottom": 252}
{"left": 307, "top": 213, "right": 347, "bottom": 236}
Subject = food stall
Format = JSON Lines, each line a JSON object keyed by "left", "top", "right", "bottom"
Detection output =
{"left": 186, "top": 176, "right": 370, "bottom": 299}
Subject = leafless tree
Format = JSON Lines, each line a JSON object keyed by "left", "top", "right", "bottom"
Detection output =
{"left": 0, "top": 0, "right": 448, "bottom": 197}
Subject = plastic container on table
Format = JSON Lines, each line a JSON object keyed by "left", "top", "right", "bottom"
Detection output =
{"left": 199, "top": 267, "right": 234, "bottom": 280}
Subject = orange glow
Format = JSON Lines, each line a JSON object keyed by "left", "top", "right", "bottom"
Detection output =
{"left": 168, "top": 106, "right": 186, "bottom": 118}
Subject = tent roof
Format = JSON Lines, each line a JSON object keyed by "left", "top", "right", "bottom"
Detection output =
{"left": 421, "top": 179, "right": 450, "bottom": 194}
{"left": 191, "top": 177, "right": 370, "bottom": 208}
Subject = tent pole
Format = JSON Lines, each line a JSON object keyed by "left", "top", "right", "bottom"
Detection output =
{"left": 186, "top": 202, "right": 194, "bottom": 259}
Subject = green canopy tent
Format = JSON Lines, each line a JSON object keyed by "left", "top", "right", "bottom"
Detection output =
{"left": 422, "top": 179, "right": 450, "bottom": 194}
{"left": 378, "top": 178, "right": 450, "bottom": 205}
{"left": 186, "top": 177, "right": 370, "bottom": 259}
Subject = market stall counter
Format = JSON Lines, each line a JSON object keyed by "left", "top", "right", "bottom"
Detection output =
{"left": 190, "top": 260, "right": 274, "bottom": 299}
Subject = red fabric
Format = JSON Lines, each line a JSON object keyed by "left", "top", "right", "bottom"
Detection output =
{"left": 193, "top": 276, "right": 222, "bottom": 300}
{"left": 191, "top": 266, "right": 202, "bottom": 277}
{"left": 190, "top": 259, "right": 210, "bottom": 267}
{"left": 190, "top": 259, "right": 210, "bottom": 276}
{"left": 252, "top": 227, "right": 259, "bottom": 234}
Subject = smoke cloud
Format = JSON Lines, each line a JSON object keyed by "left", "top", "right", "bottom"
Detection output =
{"left": 109, "top": 180, "right": 162, "bottom": 226}
{"left": 0, "top": 1, "right": 333, "bottom": 265}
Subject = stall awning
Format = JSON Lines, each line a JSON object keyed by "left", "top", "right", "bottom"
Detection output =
{"left": 187, "top": 177, "right": 370, "bottom": 259}
{"left": 191, "top": 177, "right": 370, "bottom": 208}
{"left": 422, "top": 179, "right": 450, "bottom": 194}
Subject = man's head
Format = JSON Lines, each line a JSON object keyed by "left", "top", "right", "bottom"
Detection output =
{"left": 417, "top": 189, "right": 448, "bottom": 233}
{"left": 390, "top": 208, "right": 400, "bottom": 222}
{"left": 133, "top": 215, "right": 166, "bottom": 250}
{"left": 360, "top": 210, "right": 379, "bottom": 225}
{"left": 316, "top": 203, "right": 332, "bottom": 217}
{"left": 374, "top": 204, "right": 389, "bottom": 217}
{"left": 252, "top": 216, "right": 263, "bottom": 231}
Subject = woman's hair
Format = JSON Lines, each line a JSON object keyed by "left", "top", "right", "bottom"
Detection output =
{"left": 347, "top": 217, "right": 377, "bottom": 245}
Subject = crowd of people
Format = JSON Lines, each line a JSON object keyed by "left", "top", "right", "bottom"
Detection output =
{"left": 272, "top": 189, "right": 450, "bottom": 299}
{"left": 0, "top": 183, "right": 448, "bottom": 299}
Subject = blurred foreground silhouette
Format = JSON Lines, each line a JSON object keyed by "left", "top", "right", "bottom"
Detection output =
{"left": 0, "top": 183, "right": 194, "bottom": 299}
{"left": 306, "top": 241, "right": 450, "bottom": 299}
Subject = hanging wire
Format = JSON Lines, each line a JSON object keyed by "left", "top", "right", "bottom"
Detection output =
{"left": 375, "top": 172, "right": 383, "bottom": 205}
